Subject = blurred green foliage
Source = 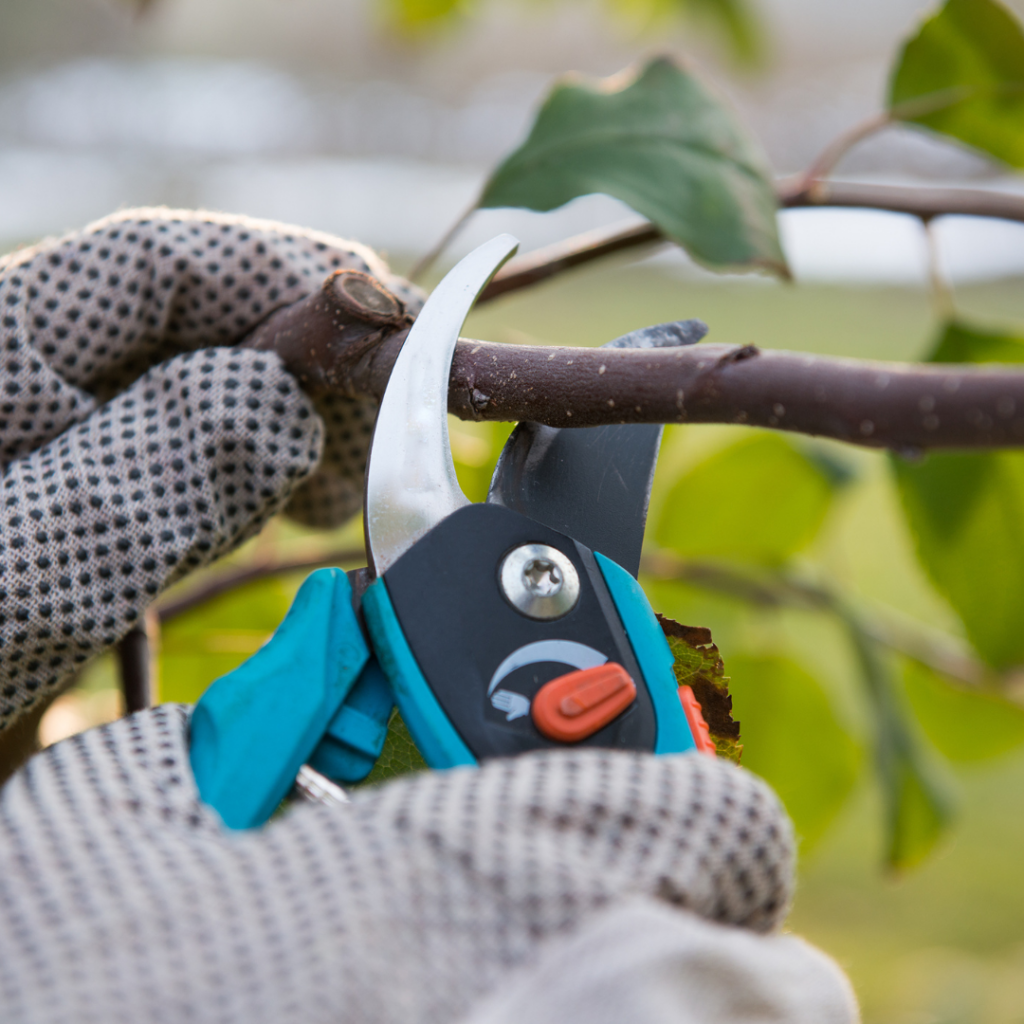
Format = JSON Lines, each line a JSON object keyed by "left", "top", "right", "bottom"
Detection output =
{"left": 160, "top": 576, "right": 294, "bottom": 704}
{"left": 654, "top": 433, "right": 836, "bottom": 564}
{"left": 383, "top": 0, "right": 762, "bottom": 61}
{"left": 890, "top": 0, "right": 1024, "bottom": 167}
{"left": 728, "top": 654, "right": 861, "bottom": 850}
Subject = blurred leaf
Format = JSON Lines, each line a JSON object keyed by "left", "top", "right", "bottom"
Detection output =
{"left": 450, "top": 419, "right": 512, "bottom": 503}
{"left": 893, "top": 452, "right": 1024, "bottom": 670}
{"left": 479, "top": 57, "right": 787, "bottom": 275}
{"left": 902, "top": 661, "right": 1024, "bottom": 763}
{"left": 929, "top": 319, "right": 1024, "bottom": 363}
{"left": 892, "top": 319, "right": 1024, "bottom": 670}
{"left": 726, "top": 654, "right": 861, "bottom": 850}
{"left": 382, "top": 0, "right": 760, "bottom": 61}
{"left": 384, "top": 0, "right": 464, "bottom": 29}
{"left": 357, "top": 711, "right": 428, "bottom": 785}
{"left": 159, "top": 576, "right": 293, "bottom": 704}
{"left": 847, "top": 619, "right": 954, "bottom": 870}
{"left": 654, "top": 433, "right": 836, "bottom": 565}
{"left": 658, "top": 615, "right": 742, "bottom": 762}
{"left": 606, "top": 0, "right": 763, "bottom": 63}
{"left": 889, "top": 0, "right": 1024, "bottom": 167}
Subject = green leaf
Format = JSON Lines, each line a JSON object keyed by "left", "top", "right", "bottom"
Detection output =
{"left": 158, "top": 576, "right": 293, "bottom": 704}
{"left": 889, "top": 0, "right": 1024, "bottom": 168}
{"left": 657, "top": 615, "right": 742, "bottom": 762}
{"left": 891, "top": 319, "right": 1024, "bottom": 670}
{"left": 892, "top": 451, "right": 1024, "bottom": 670}
{"left": 902, "top": 660, "right": 1024, "bottom": 763}
{"left": 847, "top": 619, "right": 954, "bottom": 870}
{"left": 654, "top": 434, "right": 836, "bottom": 565}
{"left": 478, "top": 56, "right": 787, "bottom": 275}
{"left": 726, "top": 654, "right": 861, "bottom": 851}
{"left": 357, "top": 711, "right": 428, "bottom": 786}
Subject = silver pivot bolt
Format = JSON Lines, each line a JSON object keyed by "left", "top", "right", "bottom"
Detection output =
{"left": 499, "top": 543, "right": 580, "bottom": 620}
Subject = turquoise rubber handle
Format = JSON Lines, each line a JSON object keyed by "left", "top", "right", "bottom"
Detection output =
{"left": 190, "top": 567, "right": 371, "bottom": 829}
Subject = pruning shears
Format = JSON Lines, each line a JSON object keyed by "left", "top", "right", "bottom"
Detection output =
{"left": 189, "top": 235, "right": 715, "bottom": 830}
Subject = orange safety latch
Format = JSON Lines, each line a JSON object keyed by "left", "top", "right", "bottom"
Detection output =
{"left": 678, "top": 685, "right": 716, "bottom": 757}
{"left": 532, "top": 663, "right": 637, "bottom": 744}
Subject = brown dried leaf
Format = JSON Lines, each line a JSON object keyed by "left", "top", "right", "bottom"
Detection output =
{"left": 657, "top": 614, "right": 742, "bottom": 763}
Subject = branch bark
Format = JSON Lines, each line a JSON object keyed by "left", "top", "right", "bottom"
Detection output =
{"left": 241, "top": 259, "right": 1024, "bottom": 453}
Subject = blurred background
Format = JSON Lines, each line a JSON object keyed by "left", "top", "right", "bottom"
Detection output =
{"left": 4, "top": 1, "right": 1024, "bottom": 1021}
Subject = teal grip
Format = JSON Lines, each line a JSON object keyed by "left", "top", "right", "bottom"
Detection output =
{"left": 190, "top": 567, "right": 371, "bottom": 829}
{"left": 308, "top": 656, "right": 394, "bottom": 784}
{"left": 594, "top": 552, "right": 696, "bottom": 755}
{"left": 361, "top": 577, "right": 476, "bottom": 770}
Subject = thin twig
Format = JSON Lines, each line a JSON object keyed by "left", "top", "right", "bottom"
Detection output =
{"left": 155, "top": 549, "right": 365, "bottom": 623}
{"left": 641, "top": 553, "right": 996, "bottom": 692}
{"left": 475, "top": 180, "right": 1024, "bottom": 302}
{"left": 789, "top": 112, "right": 893, "bottom": 194}
{"left": 924, "top": 221, "right": 956, "bottom": 321}
{"left": 409, "top": 204, "right": 477, "bottom": 283}
{"left": 479, "top": 222, "right": 664, "bottom": 302}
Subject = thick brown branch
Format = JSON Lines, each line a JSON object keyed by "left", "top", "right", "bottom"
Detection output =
{"left": 242, "top": 283, "right": 1024, "bottom": 451}
{"left": 444, "top": 340, "right": 1024, "bottom": 450}
{"left": 478, "top": 180, "right": 1024, "bottom": 301}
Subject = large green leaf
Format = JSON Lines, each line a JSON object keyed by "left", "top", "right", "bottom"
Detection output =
{"left": 847, "top": 619, "right": 954, "bottom": 870}
{"left": 727, "top": 654, "right": 861, "bottom": 851}
{"left": 893, "top": 452, "right": 1024, "bottom": 669}
{"left": 654, "top": 434, "right": 836, "bottom": 565}
{"left": 892, "top": 320, "right": 1024, "bottom": 670}
{"left": 889, "top": 0, "right": 1024, "bottom": 168}
{"left": 478, "top": 57, "right": 787, "bottom": 274}
{"left": 902, "top": 661, "right": 1024, "bottom": 763}
{"left": 159, "top": 576, "right": 294, "bottom": 704}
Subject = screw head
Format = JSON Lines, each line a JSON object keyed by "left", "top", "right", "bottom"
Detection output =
{"left": 499, "top": 543, "right": 580, "bottom": 620}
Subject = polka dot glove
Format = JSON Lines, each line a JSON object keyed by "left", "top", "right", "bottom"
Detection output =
{"left": 0, "top": 706, "right": 857, "bottom": 1024}
{"left": 0, "top": 209, "right": 421, "bottom": 731}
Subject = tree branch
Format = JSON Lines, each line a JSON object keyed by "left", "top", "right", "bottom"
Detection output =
{"left": 156, "top": 550, "right": 365, "bottom": 623}
{"left": 245, "top": 274, "right": 1024, "bottom": 451}
{"left": 475, "top": 180, "right": 1024, "bottom": 302}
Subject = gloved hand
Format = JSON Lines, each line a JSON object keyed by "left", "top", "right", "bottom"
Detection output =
{"left": 0, "top": 705, "right": 858, "bottom": 1024}
{"left": 0, "top": 209, "right": 421, "bottom": 734}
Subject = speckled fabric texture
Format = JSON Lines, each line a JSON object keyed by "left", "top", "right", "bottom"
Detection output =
{"left": 0, "top": 706, "right": 811, "bottom": 1024}
{"left": 0, "top": 209, "right": 420, "bottom": 730}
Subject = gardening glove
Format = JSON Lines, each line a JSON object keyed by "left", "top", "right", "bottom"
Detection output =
{"left": 0, "top": 209, "right": 421, "bottom": 733}
{"left": 0, "top": 705, "right": 858, "bottom": 1024}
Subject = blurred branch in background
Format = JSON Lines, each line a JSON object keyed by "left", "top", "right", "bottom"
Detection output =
{"left": 483, "top": 180, "right": 1024, "bottom": 302}
{"left": 643, "top": 552, "right": 997, "bottom": 692}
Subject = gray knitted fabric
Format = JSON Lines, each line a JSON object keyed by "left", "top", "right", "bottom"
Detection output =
{"left": 0, "top": 209, "right": 419, "bottom": 730}
{"left": 0, "top": 705, "right": 795, "bottom": 1024}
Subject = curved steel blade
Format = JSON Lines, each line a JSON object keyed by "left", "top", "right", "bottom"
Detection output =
{"left": 365, "top": 234, "right": 519, "bottom": 575}
{"left": 486, "top": 320, "right": 707, "bottom": 577}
